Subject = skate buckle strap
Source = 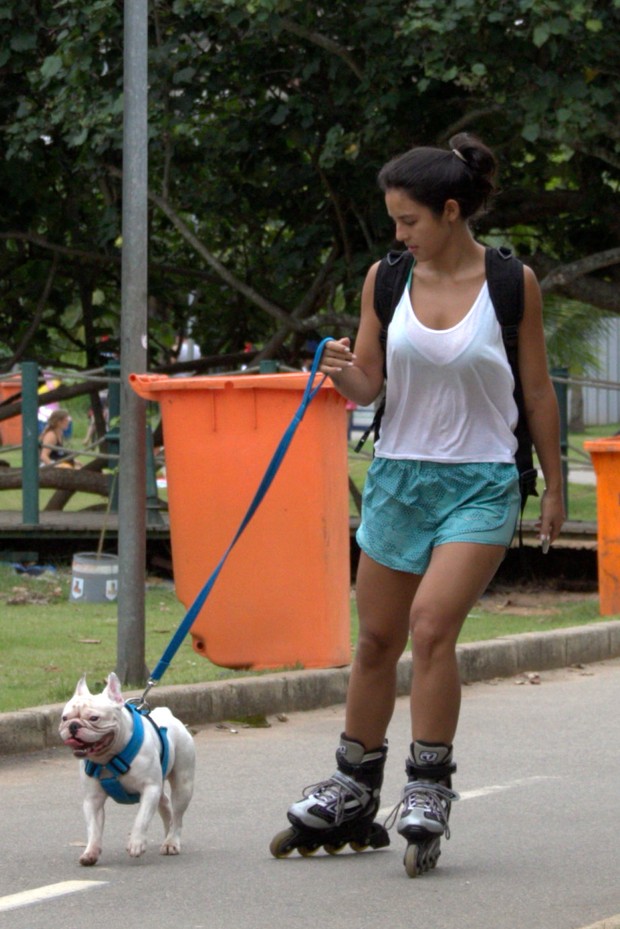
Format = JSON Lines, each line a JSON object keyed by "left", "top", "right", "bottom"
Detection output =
{"left": 303, "top": 771, "right": 368, "bottom": 826}
{"left": 384, "top": 782, "right": 460, "bottom": 838}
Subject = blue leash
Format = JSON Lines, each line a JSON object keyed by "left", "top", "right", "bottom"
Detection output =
{"left": 139, "top": 337, "right": 333, "bottom": 705}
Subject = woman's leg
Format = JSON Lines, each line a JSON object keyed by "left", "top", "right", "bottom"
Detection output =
{"left": 408, "top": 541, "right": 506, "bottom": 744}
{"left": 345, "top": 552, "right": 420, "bottom": 749}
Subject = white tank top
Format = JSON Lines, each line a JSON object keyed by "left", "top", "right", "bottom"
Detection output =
{"left": 374, "top": 277, "right": 519, "bottom": 462}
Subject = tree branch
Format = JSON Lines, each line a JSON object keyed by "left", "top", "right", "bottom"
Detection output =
{"left": 0, "top": 231, "right": 231, "bottom": 286}
{"left": 0, "top": 231, "right": 115, "bottom": 267}
{"left": 278, "top": 17, "right": 363, "bottom": 80}
{"left": 5, "top": 253, "right": 59, "bottom": 368}
{"left": 528, "top": 253, "right": 620, "bottom": 314}
{"left": 539, "top": 247, "right": 620, "bottom": 291}
{"left": 0, "top": 465, "right": 109, "bottom": 499}
{"left": 106, "top": 166, "right": 308, "bottom": 332}
{"left": 437, "top": 106, "right": 504, "bottom": 142}
{"left": 254, "top": 247, "right": 339, "bottom": 359}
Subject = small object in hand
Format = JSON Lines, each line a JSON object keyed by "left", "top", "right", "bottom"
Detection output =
{"left": 541, "top": 536, "right": 550, "bottom": 554}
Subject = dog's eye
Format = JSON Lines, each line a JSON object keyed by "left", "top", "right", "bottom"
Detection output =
{"left": 89, "top": 715, "right": 99, "bottom": 722}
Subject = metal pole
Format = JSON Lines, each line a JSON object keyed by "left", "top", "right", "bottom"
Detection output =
{"left": 21, "top": 361, "right": 40, "bottom": 525}
{"left": 105, "top": 360, "right": 121, "bottom": 511}
{"left": 116, "top": 0, "right": 149, "bottom": 685}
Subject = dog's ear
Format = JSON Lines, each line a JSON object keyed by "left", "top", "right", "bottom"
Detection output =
{"left": 103, "top": 671, "right": 125, "bottom": 705}
{"left": 74, "top": 675, "right": 91, "bottom": 698}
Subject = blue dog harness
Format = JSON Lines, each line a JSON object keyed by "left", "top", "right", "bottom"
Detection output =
{"left": 84, "top": 703, "right": 170, "bottom": 805}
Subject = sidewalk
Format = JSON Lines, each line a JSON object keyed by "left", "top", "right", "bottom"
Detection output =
{"left": 3, "top": 619, "right": 620, "bottom": 756}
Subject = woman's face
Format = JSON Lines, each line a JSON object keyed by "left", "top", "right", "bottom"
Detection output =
{"left": 384, "top": 189, "right": 454, "bottom": 263}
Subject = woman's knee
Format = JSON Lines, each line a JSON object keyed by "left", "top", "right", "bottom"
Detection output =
{"left": 355, "top": 626, "right": 406, "bottom": 670}
{"left": 409, "top": 608, "right": 459, "bottom": 665}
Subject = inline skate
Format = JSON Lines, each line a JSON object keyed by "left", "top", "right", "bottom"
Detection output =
{"left": 269, "top": 735, "right": 390, "bottom": 858}
{"left": 395, "top": 740, "right": 459, "bottom": 877}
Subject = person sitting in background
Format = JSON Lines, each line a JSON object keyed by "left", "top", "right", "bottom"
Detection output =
{"left": 40, "top": 409, "right": 79, "bottom": 468}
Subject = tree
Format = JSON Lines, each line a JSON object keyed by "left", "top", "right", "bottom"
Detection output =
{"left": 0, "top": 0, "right": 618, "bottom": 372}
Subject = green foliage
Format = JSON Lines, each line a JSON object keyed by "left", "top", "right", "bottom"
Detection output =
{"left": 0, "top": 0, "right": 618, "bottom": 371}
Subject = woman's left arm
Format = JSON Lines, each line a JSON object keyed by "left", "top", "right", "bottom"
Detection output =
{"left": 517, "top": 265, "right": 565, "bottom": 545}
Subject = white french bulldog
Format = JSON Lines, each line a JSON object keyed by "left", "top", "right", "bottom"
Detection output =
{"left": 59, "top": 672, "right": 195, "bottom": 866}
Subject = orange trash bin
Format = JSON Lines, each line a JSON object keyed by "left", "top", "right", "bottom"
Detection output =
{"left": 0, "top": 377, "right": 22, "bottom": 446}
{"left": 584, "top": 437, "right": 620, "bottom": 615}
{"left": 131, "top": 372, "right": 351, "bottom": 670}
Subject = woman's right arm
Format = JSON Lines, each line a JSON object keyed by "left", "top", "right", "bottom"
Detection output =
{"left": 40, "top": 430, "right": 54, "bottom": 465}
{"left": 319, "top": 262, "right": 386, "bottom": 407}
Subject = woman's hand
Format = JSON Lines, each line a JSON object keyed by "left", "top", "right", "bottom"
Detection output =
{"left": 536, "top": 488, "right": 565, "bottom": 550}
{"left": 319, "top": 338, "right": 356, "bottom": 376}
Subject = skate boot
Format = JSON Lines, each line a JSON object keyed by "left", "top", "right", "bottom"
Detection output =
{"left": 269, "top": 734, "right": 390, "bottom": 858}
{"left": 395, "top": 740, "right": 459, "bottom": 877}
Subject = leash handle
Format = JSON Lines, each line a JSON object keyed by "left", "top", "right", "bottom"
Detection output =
{"left": 148, "top": 338, "right": 333, "bottom": 685}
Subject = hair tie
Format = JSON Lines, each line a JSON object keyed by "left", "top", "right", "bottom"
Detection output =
{"left": 452, "top": 148, "right": 467, "bottom": 164}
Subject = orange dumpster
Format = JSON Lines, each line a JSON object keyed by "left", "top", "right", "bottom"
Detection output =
{"left": 584, "top": 437, "right": 620, "bottom": 615}
{"left": 131, "top": 372, "right": 351, "bottom": 670}
{"left": 0, "top": 377, "right": 22, "bottom": 446}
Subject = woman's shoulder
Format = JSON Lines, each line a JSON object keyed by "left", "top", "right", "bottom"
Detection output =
{"left": 40, "top": 427, "right": 57, "bottom": 443}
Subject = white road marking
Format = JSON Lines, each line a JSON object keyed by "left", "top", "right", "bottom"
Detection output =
{"left": 579, "top": 919, "right": 620, "bottom": 929}
{"left": 0, "top": 880, "right": 107, "bottom": 913}
{"left": 459, "top": 774, "right": 561, "bottom": 801}
{"left": 378, "top": 774, "right": 561, "bottom": 819}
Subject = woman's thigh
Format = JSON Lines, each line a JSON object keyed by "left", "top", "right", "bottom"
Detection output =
{"left": 410, "top": 541, "right": 506, "bottom": 647}
{"left": 355, "top": 551, "right": 419, "bottom": 654}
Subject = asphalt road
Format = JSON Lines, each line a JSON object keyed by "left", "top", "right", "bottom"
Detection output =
{"left": 2, "top": 660, "right": 620, "bottom": 929}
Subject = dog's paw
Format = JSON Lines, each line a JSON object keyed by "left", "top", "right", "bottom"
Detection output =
{"left": 160, "top": 839, "right": 181, "bottom": 856}
{"left": 126, "top": 836, "right": 147, "bottom": 858}
{"left": 79, "top": 849, "right": 100, "bottom": 867}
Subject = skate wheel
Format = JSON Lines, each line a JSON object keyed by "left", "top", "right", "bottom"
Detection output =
{"left": 404, "top": 843, "right": 419, "bottom": 878}
{"left": 349, "top": 841, "right": 369, "bottom": 853}
{"left": 297, "top": 845, "right": 319, "bottom": 857}
{"left": 403, "top": 838, "right": 441, "bottom": 877}
{"left": 269, "top": 827, "right": 296, "bottom": 859}
{"left": 428, "top": 839, "right": 441, "bottom": 870}
{"left": 324, "top": 843, "right": 346, "bottom": 855}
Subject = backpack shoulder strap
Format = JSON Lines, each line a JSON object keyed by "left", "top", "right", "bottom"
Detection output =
{"left": 485, "top": 246, "right": 538, "bottom": 506}
{"left": 355, "top": 250, "right": 413, "bottom": 453}
{"left": 374, "top": 249, "right": 414, "bottom": 349}
{"left": 485, "top": 246, "right": 524, "bottom": 343}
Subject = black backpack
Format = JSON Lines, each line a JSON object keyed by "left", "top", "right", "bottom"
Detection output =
{"left": 355, "top": 246, "right": 538, "bottom": 508}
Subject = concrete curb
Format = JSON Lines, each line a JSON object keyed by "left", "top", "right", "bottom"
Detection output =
{"left": 3, "top": 621, "right": 620, "bottom": 757}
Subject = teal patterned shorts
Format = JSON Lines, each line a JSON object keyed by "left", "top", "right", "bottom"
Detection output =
{"left": 356, "top": 458, "right": 521, "bottom": 575}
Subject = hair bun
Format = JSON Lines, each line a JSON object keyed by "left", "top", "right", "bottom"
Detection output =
{"left": 448, "top": 132, "right": 496, "bottom": 183}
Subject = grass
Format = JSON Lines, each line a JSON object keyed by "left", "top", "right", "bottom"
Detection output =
{"left": 0, "top": 564, "right": 270, "bottom": 713}
{"left": 0, "top": 562, "right": 610, "bottom": 714}
{"left": 0, "top": 416, "right": 614, "bottom": 712}
{"left": 460, "top": 594, "right": 605, "bottom": 642}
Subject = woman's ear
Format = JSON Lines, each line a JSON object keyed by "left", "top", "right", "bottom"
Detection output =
{"left": 443, "top": 198, "right": 462, "bottom": 222}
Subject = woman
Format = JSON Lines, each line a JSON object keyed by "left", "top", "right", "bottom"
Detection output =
{"left": 271, "top": 133, "right": 565, "bottom": 875}
{"left": 40, "top": 408, "right": 76, "bottom": 467}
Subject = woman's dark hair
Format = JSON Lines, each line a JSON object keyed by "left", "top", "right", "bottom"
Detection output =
{"left": 45, "top": 408, "right": 70, "bottom": 431}
{"left": 377, "top": 133, "right": 497, "bottom": 220}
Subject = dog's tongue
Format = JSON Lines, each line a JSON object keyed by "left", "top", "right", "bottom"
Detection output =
{"left": 64, "top": 732, "right": 114, "bottom": 758}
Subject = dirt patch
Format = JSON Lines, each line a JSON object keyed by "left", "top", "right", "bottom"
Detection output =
{"left": 481, "top": 584, "right": 597, "bottom": 616}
